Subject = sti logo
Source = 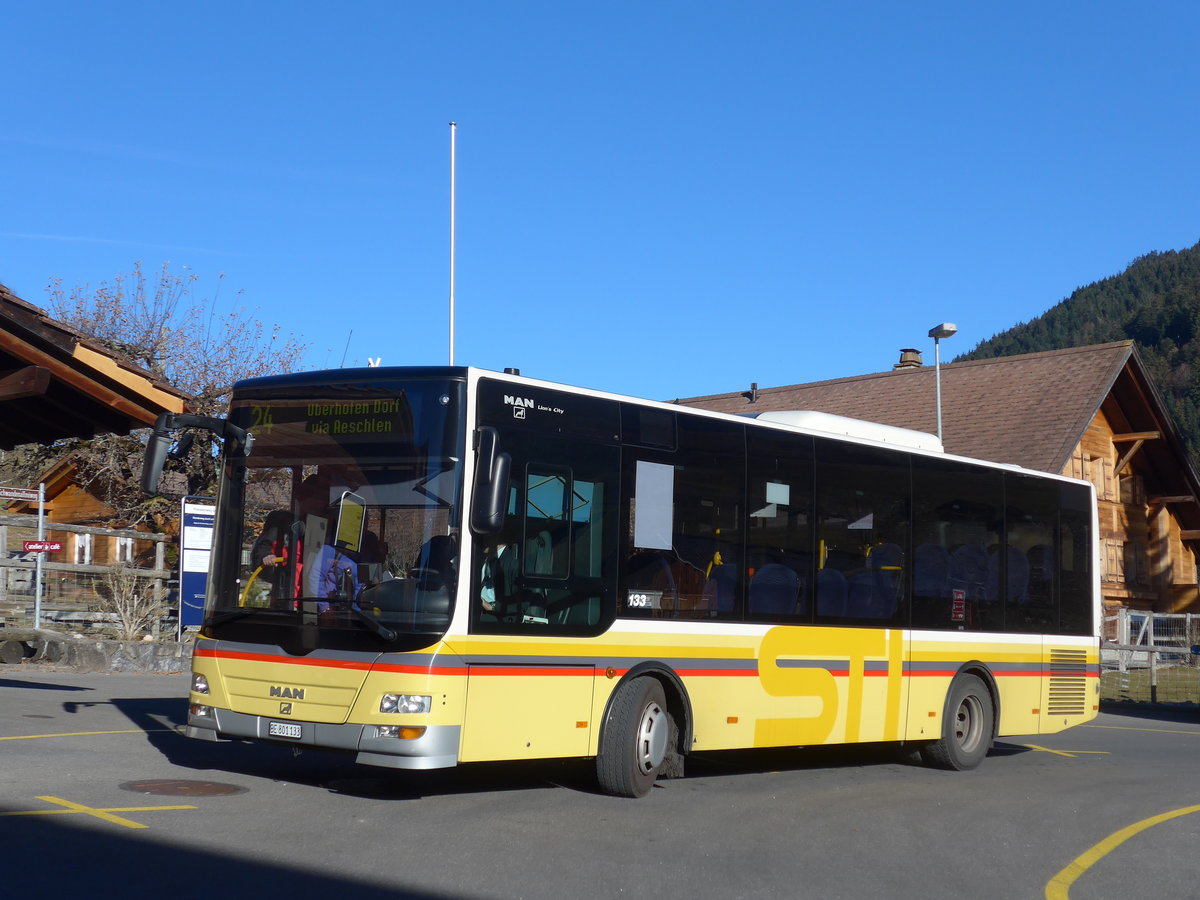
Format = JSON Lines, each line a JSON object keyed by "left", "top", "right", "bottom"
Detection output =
{"left": 505, "top": 394, "right": 534, "bottom": 418}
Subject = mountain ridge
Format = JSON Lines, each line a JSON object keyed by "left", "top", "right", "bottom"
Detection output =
{"left": 956, "top": 241, "right": 1200, "bottom": 461}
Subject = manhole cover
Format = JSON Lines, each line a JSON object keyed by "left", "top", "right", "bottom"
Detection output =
{"left": 119, "top": 779, "right": 247, "bottom": 796}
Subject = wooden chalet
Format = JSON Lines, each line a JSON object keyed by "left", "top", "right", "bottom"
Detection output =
{"left": 0, "top": 281, "right": 189, "bottom": 567}
{"left": 3, "top": 456, "right": 162, "bottom": 567}
{"left": 0, "top": 281, "right": 188, "bottom": 448}
{"left": 677, "top": 341, "right": 1200, "bottom": 615}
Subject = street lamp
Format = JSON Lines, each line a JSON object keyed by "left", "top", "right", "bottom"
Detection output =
{"left": 928, "top": 322, "right": 957, "bottom": 443}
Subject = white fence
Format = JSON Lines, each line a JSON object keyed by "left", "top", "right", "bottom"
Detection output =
{"left": 1101, "top": 608, "right": 1200, "bottom": 704}
{"left": 0, "top": 514, "right": 175, "bottom": 638}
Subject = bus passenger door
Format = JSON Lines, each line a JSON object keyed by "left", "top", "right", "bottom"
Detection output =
{"left": 462, "top": 416, "right": 619, "bottom": 761}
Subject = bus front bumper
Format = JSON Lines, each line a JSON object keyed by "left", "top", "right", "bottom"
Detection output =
{"left": 186, "top": 709, "right": 461, "bottom": 770}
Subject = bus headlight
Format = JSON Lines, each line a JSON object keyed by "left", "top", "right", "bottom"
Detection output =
{"left": 380, "top": 694, "right": 431, "bottom": 714}
{"left": 190, "top": 703, "right": 213, "bottom": 718}
{"left": 192, "top": 673, "right": 210, "bottom": 694}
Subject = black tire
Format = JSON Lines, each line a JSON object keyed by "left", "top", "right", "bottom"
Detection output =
{"left": 921, "top": 673, "right": 994, "bottom": 771}
{"left": 596, "top": 677, "right": 671, "bottom": 797}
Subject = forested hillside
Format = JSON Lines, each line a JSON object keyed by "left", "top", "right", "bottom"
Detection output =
{"left": 957, "top": 241, "right": 1200, "bottom": 461}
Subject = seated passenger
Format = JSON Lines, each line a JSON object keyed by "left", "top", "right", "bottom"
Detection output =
{"left": 305, "top": 543, "right": 357, "bottom": 601}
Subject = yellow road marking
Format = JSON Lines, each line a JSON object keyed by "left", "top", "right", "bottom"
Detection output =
{"left": 1021, "top": 744, "right": 1109, "bottom": 758}
{"left": 0, "top": 795, "right": 197, "bottom": 829}
{"left": 1084, "top": 724, "right": 1200, "bottom": 736}
{"left": 1045, "top": 804, "right": 1200, "bottom": 899}
{"left": 0, "top": 729, "right": 174, "bottom": 741}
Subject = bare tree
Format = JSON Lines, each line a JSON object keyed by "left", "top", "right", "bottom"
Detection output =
{"left": 48, "top": 261, "right": 307, "bottom": 416}
{"left": 96, "top": 563, "right": 162, "bottom": 641}
{"left": 0, "top": 262, "right": 309, "bottom": 527}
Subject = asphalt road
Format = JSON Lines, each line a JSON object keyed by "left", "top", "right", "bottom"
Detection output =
{"left": 1, "top": 669, "right": 1198, "bottom": 900}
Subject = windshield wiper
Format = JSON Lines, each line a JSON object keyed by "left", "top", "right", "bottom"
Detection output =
{"left": 350, "top": 606, "right": 397, "bottom": 642}
{"left": 208, "top": 607, "right": 269, "bottom": 626}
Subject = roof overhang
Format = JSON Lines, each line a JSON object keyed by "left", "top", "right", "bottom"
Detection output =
{"left": 0, "top": 282, "right": 189, "bottom": 448}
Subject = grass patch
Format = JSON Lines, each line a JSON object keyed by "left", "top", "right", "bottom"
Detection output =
{"left": 1101, "top": 666, "right": 1200, "bottom": 704}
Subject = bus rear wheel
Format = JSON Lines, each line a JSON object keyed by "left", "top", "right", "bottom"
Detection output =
{"left": 921, "top": 673, "right": 994, "bottom": 771}
{"left": 596, "top": 677, "right": 670, "bottom": 798}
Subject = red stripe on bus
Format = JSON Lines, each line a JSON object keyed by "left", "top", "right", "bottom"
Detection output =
{"left": 466, "top": 667, "right": 595, "bottom": 677}
{"left": 195, "top": 648, "right": 461, "bottom": 676}
{"left": 194, "top": 648, "right": 371, "bottom": 670}
{"left": 195, "top": 647, "right": 1096, "bottom": 680}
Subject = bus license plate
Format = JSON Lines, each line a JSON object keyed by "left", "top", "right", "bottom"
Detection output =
{"left": 268, "top": 721, "right": 302, "bottom": 739}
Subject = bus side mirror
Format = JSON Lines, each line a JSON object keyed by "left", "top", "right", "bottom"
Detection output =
{"left": 141, "top": 413, "right": 175, "bottom": 494}
{"left": 471, "top": 426, "right": 510, "bottom": 534}
{"left": 140, "top": 412, "right": 253, "bottom": 496}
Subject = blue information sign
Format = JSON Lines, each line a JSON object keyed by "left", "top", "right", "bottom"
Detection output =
{"left": 180, "top": 498, "right": 215, "bottom": 629}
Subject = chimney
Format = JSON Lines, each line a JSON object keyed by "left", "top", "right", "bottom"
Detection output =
{"left": 894, "top": 348, "right": 923, "bottom": 369}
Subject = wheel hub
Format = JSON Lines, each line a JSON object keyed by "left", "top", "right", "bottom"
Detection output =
{"left": 635, "top": 700, "right": 668, "bottom": 774}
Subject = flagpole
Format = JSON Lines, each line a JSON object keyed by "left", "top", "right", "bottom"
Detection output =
{"left": 449, "top": 121, "right": 457, "bottom": 366}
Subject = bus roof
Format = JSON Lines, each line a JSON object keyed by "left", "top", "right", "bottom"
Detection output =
{"left": 745, "top": 410, "right": 944, "bottom": 452}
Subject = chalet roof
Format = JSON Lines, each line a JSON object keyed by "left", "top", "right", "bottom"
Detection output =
{"left": 679, "top": 339, "right": 1200, "bottom": 540}
{"left": 677, "top": 342, "right": 1143, "bottom": 472}
{"left": 0, "top": 281, "right": 189, "bottom": 449}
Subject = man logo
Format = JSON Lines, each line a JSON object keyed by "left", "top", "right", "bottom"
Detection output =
{"left": 270, "top": 685, "right": 305, "bottom": 700}
{"left": 279, "top": 702, "right": 292, "bottom": 715}
{"left": 503, "top": 395, "right": 534, "bottom": 408}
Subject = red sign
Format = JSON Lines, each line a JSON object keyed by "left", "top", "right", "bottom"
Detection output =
{"left": 22, "top": 541, "right": 62, "bottom": 553}
{"left": 951, "top": 588, "right": 967, "bottom": 622}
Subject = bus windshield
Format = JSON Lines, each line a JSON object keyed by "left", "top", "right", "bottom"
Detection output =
{"left": 204, "top": 375, "right": 466, "bottom": 653}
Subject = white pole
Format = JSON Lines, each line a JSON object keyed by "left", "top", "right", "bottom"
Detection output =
{"left": 449, "top": 121, "right": 457, "bottom": 366}
{"left": 934, "top": 337, "right": 943, "bottom": 442}
{"left": 34, "top": 482, "right": 45, "bottom": 629}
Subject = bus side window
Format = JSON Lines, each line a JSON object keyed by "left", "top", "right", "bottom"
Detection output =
{"left": 1058, "top": 482, "right": 1093, "bottom": 636}
{"left": 911, "top": 457, "right": 1002, "bottom": 631}
{"left": 815, "top": 439, "right": 909, "bottom": 624}
{"left": 622, "top": 417, "right": 744, "bottom": 620}
{"left": 745, "top": 427, "right": 814, "bottom": 622}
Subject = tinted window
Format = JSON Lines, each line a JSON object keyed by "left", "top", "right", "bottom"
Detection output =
{"left": 622, "top": 417, "right": 744, "bottom": 620}
{"left": 1004, "top": 473, "right": 1059, "bottom": 633}
{"left": 745, "top": 428, "right": 814, "bottom": 622}
{"left": 1059, "top": 482, "right": 1094, "bottom": 635}
{"left": 911, "top": 456, "right": 1003, "bottom": 631}
{"left": 815, "top": 440, "right": 909, "bottom": 623}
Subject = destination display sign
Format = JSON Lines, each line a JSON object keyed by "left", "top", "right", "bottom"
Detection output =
{"left": 239, "top": 397, "right": 409, "bottom": 442}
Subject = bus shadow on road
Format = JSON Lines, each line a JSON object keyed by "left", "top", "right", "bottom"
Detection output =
{"left": 0, "top": 812, "right": 456, "bottom": 899}
{"left": 684, "top": 739, "right": 1034, "bottom": 780}
{"left": 97, "top": 696, "right": 1042, "bottom": 800}
{"left": 1099, "top": 701, "right": 1200, "bottom": 726}
{"left": 103, "top": 695, "right": 600, "bottom": 799}
{"left": 1, "top": 676, "right": 92, "bottom": 691}
{"left": 326, "top": 758, "right": 600, "bottom": 800}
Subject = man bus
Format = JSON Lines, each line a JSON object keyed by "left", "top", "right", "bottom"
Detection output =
{"left": 143, "top": 366, "right": 1099, "bottom": 797}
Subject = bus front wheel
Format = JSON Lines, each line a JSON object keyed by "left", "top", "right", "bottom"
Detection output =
{"left": 921, "top": 673, "right": 994, "bottom": 771}
{"left": 596, "top": 677, "right": 670, "bottom": 798}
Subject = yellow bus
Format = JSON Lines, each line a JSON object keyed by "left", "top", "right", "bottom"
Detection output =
{"left": 143, "top": 366, "right": 1099, "bottom": 797}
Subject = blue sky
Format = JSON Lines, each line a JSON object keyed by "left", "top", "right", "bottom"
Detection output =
{"left": 3, "top": 1, "right": 1199, "bottom": 402}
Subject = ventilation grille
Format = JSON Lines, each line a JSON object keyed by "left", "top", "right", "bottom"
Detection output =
{"left": 1047, "top": 648, "right": 1089, "bottom": 716}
